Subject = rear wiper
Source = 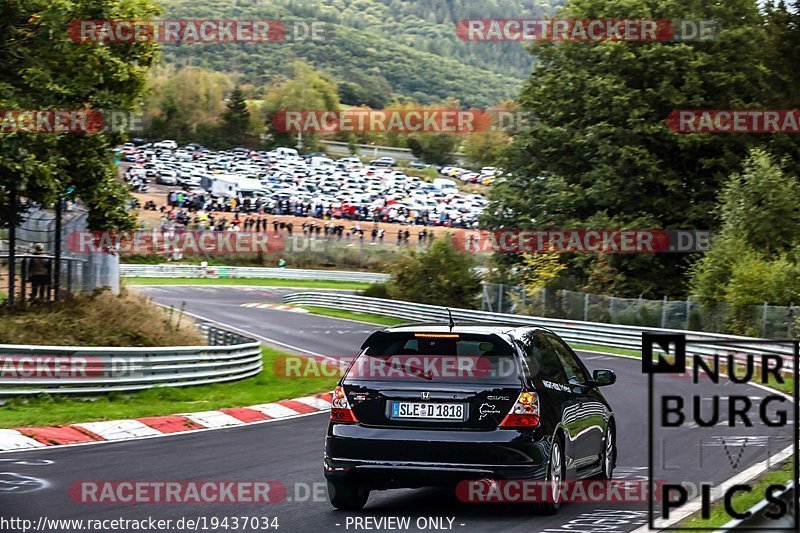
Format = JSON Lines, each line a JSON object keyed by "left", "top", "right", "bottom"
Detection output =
{"left": 404, "top": 362, "right": 433, "bottom": 380}
{"left": 370, "top": 356, "right": 433, "bottom": 380}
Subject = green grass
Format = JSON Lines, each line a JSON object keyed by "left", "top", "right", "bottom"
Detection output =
{"left": 571, "top": 343, "right": 641, "bottom": 358}
{"left": 298, "top": 305, "right": 406, "bottom": 326}
{"left": 0, "top": 347, "right": 337, "bottom": 428}
{"left": 123, "top": 277, "right": 372, "bottom": 290}
{"left": 679, "top": 461, "right": 794, "bottom": 531}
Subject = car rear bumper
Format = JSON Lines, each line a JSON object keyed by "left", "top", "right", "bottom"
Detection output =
{"left": 324, "top": 423, "right": 549, "bottom": 488}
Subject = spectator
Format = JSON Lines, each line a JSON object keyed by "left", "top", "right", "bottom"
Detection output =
{"left": 27, "top": 243, "right": 51, "bottom": 301}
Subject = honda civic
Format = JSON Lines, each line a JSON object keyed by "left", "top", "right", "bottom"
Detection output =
{"left": 324, "top": 324, "right": 617, "bottom": 513}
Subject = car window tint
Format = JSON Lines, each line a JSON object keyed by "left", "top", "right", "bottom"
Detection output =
{"left": 523, "top": 333, "right": 567, "bottom": 384}
{"left": 355, "top": 332, "right": 520, "bottom": 384}
{"left": 548, "top": 336, "right": 589, "bottom": 386}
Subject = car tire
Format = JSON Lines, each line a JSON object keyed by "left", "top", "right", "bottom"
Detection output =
{"left": 596, "top": 425, "right": 616, "bottom": 480}
{"left": 532, "top": 437, "right": 565, "bottom": 515}
{"left": 327, "top": 480, "right": 370, "bottom": 511}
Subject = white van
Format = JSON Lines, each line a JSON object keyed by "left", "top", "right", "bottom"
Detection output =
{"left": 433, "top": 178, "right": 458, "bottom": 193}
{"left": 310, "top": 156, "right": 335, "bottom": 168}
{"left": 210, "top": 176, "right": 264, "bottom": 198}
{"left": 154, "top": 140, "right": 178, "bottom": 150}
{"left": 274, "top": 147, "right": 299, "bottom": 158}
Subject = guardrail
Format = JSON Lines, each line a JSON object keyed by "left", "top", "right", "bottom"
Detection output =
{"left": 282, "top": 292, "right": 797, "bottom": 371}
{"left": 121, "top": 264, "right": 389, "bottom": 283}
{"left": 0, "top": 324, "right": 262, "bottom": 395}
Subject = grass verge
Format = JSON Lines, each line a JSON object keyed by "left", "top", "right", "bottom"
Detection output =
{"left": 0, "top": 289, "right": 202, "bottom": 346}
{"left": 297, "top": 305, "right": 406, "bottom": 326}
{"left": 679, "top": 460, "right": 795, "bottom": 531}
{"left": 123, "top": 277, "right": 371, "bottom": 290}
{"left": 571, "top": 343, "right": 641, "bottom": 358}
{"left": 1, "top": 347, "right": 337, "bottom": 428}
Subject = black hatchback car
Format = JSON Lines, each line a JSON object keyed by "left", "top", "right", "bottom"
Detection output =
{"left": 324, "top": 324, "right": 617, "bottom": 513}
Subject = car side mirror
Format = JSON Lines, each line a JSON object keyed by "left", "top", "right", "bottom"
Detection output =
{"left": 593, "top": 369, "right": 616, "bottom": 387}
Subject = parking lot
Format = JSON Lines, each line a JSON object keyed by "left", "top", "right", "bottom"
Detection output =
{"left": 119, "top": 140, "right": 491, "bottom": 229}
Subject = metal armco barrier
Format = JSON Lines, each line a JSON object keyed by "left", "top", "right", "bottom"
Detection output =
{"left": 282, "top": 292, "right": 797, "bottom": 371}
{"left": 121, "top": 264, "right": 389, "bottom": 283}
{"left": 0, "top": 324, "right": 262, "bottom": 395}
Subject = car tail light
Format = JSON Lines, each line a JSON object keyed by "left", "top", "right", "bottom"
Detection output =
{"left": 330, "top": 386, "right": 358, "bottom": 423}
{"left": 499, "top": 391, "right": 540, "bottom": 428}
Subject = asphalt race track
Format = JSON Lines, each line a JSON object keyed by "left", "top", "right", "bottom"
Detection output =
{"left": 0, "top": 286, "right": 792, "bottom": 533}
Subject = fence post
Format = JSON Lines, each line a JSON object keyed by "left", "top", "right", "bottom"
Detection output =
{"left": 788, "top": 303, "right": 794, "bottom": 338}
{"left": 20, "top": 258, "right": 27, "bottom": 303}
{"left": 66, "top": 260, "right": 73, "bottom": 295}
{"left": 482, "top": 284, "right": 493, "bottom": 312}
{"left": 7, "top": 184, "right": 16, "bottom": 307}
{"left": 520, "top": 287, "right": 526, "bottom": 313}
{"left": 685, "top": 300, "right": 692, "bottom": 330}
{"left": 762, "top": 302, "right": 768, "bottom": 338}
{"left": 54, "top": 197, "right": 62, "bottom": 300}
{"left": 542, "top": 287, "right": 547, "bottom": 317}
{"left": 583, "top": 293, "right": 589, "bottom": 322}
{"left": 661, "top": 296, "right": 668, "bottom": 328}
{"left": 637, "top": 294, "right": 643, "bottom": 322}
{"left": 498, "top": 284, "right": 504, "bottom": 314}
{"left": 609, "top": 296, "right": 615, "bottom": 320}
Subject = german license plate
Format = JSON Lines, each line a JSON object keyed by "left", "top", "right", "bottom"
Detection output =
{"left": 392, "top": 402, "right": 464, "bottom": 420}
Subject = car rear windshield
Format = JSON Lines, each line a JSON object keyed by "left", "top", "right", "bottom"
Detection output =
{"left": 346, "top": 332, "right": 521, "bottom": 384}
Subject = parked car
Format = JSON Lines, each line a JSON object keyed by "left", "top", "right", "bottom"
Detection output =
{"left": 370, "top": 157, "right": 398, "bottom": 167}
{"left": 153, "top": 139, "right": 178, "bottom": 150}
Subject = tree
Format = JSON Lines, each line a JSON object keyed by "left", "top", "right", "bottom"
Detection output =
{"left": 406, "top": 133, "right": 460, "bottom": 166}
{"left": 263, "top": 61, "right": 340, "bottom": 151}
{"left": 142, "top": 66, "right": 232, "bottom": 146}
{"left": 764, "top": 0, "right": 800, "bottom": 108}
{"left": 463, "top": 131, "right": 510, "bottom": 168}
{"left": 0, "top": 0, "right": 159, "bottom": 230}
{"left": 717, "top": 148, "right": 800, "bottom": 257}
{"left": 337, "top": 73, "right": 393, "bottom": 108}
{"left": 690, "top": 149, "right": 800, "bottom": 304}
{"left": 387, "top": 237, "right": 482, "bottom": 308}
{"left": 486, "top": 0, "right": 800, "bottom": 297}
{"left": 519, "top": 253, "right": 566, "bottom": 293}
{"left": 219, "top": 87, "right": 252, "bottom": 148}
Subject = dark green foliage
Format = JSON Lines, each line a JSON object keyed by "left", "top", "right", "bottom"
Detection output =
{"left": 220, "top": 87, "right": 252, "bottom": 147}
{"left": 486, "top": 0, "right": 800, "bottom": 297}
{"left": 0, "top": 0, "right": 159, "bottom": 229}
{"left": 386, "top": 238, "right": 482, "bottom": 308}
{"left": 157, "top": 0, "right": 554, "bottom": 107}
